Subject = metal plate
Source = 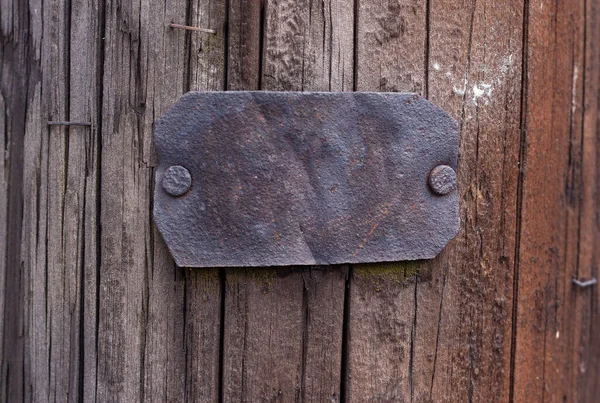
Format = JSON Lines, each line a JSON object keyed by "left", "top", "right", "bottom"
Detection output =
{"left": 154, "top": 91, "right": 459, "bottom": 267}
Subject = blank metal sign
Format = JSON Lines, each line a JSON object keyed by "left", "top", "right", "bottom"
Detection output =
{"left": 153, "top": 91, "right": 459, "bottom": 268}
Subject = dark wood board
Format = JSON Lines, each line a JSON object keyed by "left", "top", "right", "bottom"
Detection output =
{"left": 1, "top": 0, "right": 599, "bottom": 401}
{"left": 220, "top": 0, "right": 352, "bottom": 401}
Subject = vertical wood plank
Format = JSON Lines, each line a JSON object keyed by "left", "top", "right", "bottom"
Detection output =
{"left": 2, "top": 0, "right": 600, "bottom": 400}
{"left": 227, "top": 0, "right": 262, "bottom": 90}
{"left": 44, "top": 0, "right": 75, "bottom": 397}
{"left": 3, "top": 0, "right": 104, "bottom": 400}
{"left": 222, "top": 0, "right": 353, "bottom": 400}
{"left": 302, "top": 267, "right": 348, "bottom": 402}
{"left": 183, "top": 269, "right": 222, "bottom": 402}
{"left": 189, "top": 0, "right": 227, "bottom": 90}
{"left": 21, "top": 0, "right": 46, "bottom": 399}
{"left": 513, "top": 1, "right": 578, "bottom": 400}
{"left": 347, "top": 263, "right": 417, "bottom": 402}
{"left": 184, "top": 0, "right": 228, "bottom": 401}
{"left": 23, "top": 85, "right": 49, "bottom": 403}
{"left": 580, "top": 1, "right": 600, "bottom": 400}
{"left": 346, "top": 1, "right": 426, "bottom": 400}
{"left": 0, "top": 1, "right": 38, "bottom": 400}
{"left": 97, "top": 0, "right": 190, "bottom": 400}
{"left": 0, "top": 86, "right": 7, "bottom": 403}
{"left": 97, "top": 0, "right": 147, "bottom": 396}
{"left": 349, "top": 0, "right": 525, "bottom": 402}
{"left": 419, "top": 0, "right": 524, "bottom": 402}
{"left": 262, "top": 0, "right": 353, "bottom": 91}
{"left": 559, "top": 0, "right": 590, "bottom": 401}
{"left": 355, "top": 0, "right": 426, "bottom": 93}
{"left": 0, "top": 92, "right": 6, "bottom": 401}
{"left": 45, "top": 11, "right": 77, "bottom": 400}
{"left": 512, "top": 0, "right": 599, "bottom": 401}
{"left": 25, "top": 0, "right": 80, "bottom": 399}
{"left": 222, "top": 268, "right": 305, "bottom": 401}
{"left": 69, "top": 0, "right": 103, "bottom": 400}
{"left": 139, "top": 1, "right": 188, "bottom": 401}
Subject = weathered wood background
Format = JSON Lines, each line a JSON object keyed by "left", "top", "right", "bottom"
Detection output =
{"left": 1, "top": 0, "right": 600, "bottom": 401}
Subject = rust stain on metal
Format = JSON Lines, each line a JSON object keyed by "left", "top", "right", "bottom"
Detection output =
{"left": 153, "top": 91, "right": 459, "bottom": 267}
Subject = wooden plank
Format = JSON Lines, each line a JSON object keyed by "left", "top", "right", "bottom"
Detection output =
{"left": 348, "top": 0, "right": 525, "bottom": 401}
{"left": 69, "top": 0, "right": 103, "bottom": 400}
{"left": 511, "top": 0, "right": 590, "bottom": 400}
{"left": 138, "top": 1, "right": 189, "bottom": 402}
{"left": 20, "top": 3, "right": 46, "bottom": 399}
{"left": 43, "top": 0, "right": 76, "bottom": 398}
{"left": 420, "top": 0, "right": 524, "bottom": 402}
{"left": 1, "top": 0, "right": 103, "bottom": 401}
{"left": 183, "top": 269, "right": 222, "bottom": 402}
{"left": 222, "top": 268, "right": 304, "bottom": 401}
{"left": 222, "top": 267, "right": 344, "bottom": 402}
{"left": 188, "top": 0, "right": 227, "bottom": 90}
{"left": 0, "top": 90, "right": 5, "bottom": 403}
{"left": 512, "top": 0, "right": 600, "bottom": 401}
{"left": 96, "top": 0, "right": 189, "bottom": 400}
{"left": 2, "top": 0, "right": 600, "bottom": 401}
{"left": 223, "top": 267, "right": 348, "bottom": 402}
{"left": 510, "top": 0, "right": 600, "bottom": 401}
{"left": 346, "top": 1, "right": 426, "bottom": 400}
{"left": 227, "top": 0, "right": 262, "bottom": 90}
{"left": 579, "top": 2, "right": 600, "bottom": 400}
{"left": 262, "top": 0, "right": 354, "bottom": 91}
{"left": 96, "top": 0, "right": 146, "bottom": 398}
{"left": 553, "top": 1, "right": 586, "bottom": 399}
{"left": 347, "top": 263, "right": 417, "bottom": 401}
{"left": 183, "top": 0, "right": 228, "bottom": 401}
{"left": 27, "top": 0, "right": 105, "bottom": 399}
{"left": 355, "top": 0, "right": 426, "bottom": 93}
{"left": 97, "top": 0, "right": 227, "bottom": 400}
{"left": 557, "top": 0, "right": 593, "bottom": 401}
{"left": 0, "top": 0, "right": 28, "bottom": 398}
{"left": 301, "top": 267, "right": 348, "bottom": 402}
{"left": 31, "top": 0, "right": 104, "bottom": 399}
{"left": 222, "top": 1, "right": 353, "bottom": 400}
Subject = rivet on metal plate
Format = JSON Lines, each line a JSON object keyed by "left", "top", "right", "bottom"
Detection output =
{"left": 153, "top": 91, "right": 459, "bottom": 268}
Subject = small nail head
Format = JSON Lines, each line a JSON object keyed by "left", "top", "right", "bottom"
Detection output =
{"left": 163, "top": 165, "right": 192, "bottom": 197}
{"left": 429, "top": 165, "right": 457, "bottom": 195}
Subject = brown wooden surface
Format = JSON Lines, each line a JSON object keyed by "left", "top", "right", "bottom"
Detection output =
{"left": 1, "top": 0, "right": 600, "bottom": 402}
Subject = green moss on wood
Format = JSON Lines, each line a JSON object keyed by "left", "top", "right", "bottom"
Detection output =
{"left": 354, "top": 261, "right": 422, "bottom": 290}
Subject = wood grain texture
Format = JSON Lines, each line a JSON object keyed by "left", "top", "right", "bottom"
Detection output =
{"left": 2, "top": 0, "right": 45, "bottom": 400}
{"left": 262, "top": 0, "right": 354, "bottom": 91}
{"left": 1, "top": 0, "right": 600, "bottom": 401}
{"left": 183, "top": 269, "right": 222, "bottom": 402}
{"left": 70, "top": 0, "right": 103, "bottom": 400}
{"left": 220, "top": 0, "right": 353, "bottom": 401}
{"left": 222, "top": 267, "right": 346, "bottom": 402}
{"left": 422, "top": 1, "right": 524, "bottom": 402}
{"left": 346, "top": 1, "right": 426, "bottom": 400}
{"left": 355, "top": 0, "right": 426, "bottom": 93}
{"left": 512, "top": 0, "right": 600, "bottom": 401}
{"left": 222, "top": 268, "right": 305, "bottom": 401}
{"left": 96, "top": 0, "right": 151, "bottom": 397}
{"left": 227, "top": 0, "right": 262, "bottom": 90}
{"left": 347, "top": 263, "right": 418, "bottom": 402}
{"left": 0, "top": 90, "right": 5, "bottom": 403}
{"left": 185, "top": 1, "right": 228, "bottom": 401}
{"left": 97, "top": 0, "right": 224, "bottom": 400}
{"left": 580, "top": 2, "right": 600, "bottom": 401}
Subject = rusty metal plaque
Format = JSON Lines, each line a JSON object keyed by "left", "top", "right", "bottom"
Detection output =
{"left": 153, "top": 91, "right": 459, "bottom": 267}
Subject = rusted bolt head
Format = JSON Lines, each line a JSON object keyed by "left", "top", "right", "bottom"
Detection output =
{"left": 162, "top": 165, "right": 192, "bottom": 197}
{"left": 428, "top": 165, "right": 457, "bottom": 195}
